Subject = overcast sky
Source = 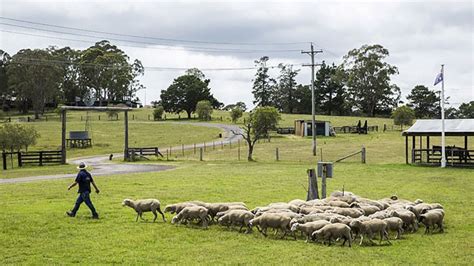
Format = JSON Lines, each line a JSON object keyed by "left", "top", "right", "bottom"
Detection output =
{"left": 0, "top": 0, "right": 472, "bottom": 108}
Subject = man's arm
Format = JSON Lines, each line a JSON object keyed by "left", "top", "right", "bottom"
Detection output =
{"left": 68, "top": 182, "right": 77, "bottom": 190}
{"left": 91, "top": 181, "right": 100, "bottom": 194}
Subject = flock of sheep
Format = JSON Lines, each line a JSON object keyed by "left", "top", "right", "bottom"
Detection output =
{"left": 122, "top": 191, "right": 445, "bottom": 247}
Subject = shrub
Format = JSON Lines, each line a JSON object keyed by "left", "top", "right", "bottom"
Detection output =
{"left": 230, "top": 107, "right": 243, "bottom": 123}
{"left": 392, "top": 105, "right": 415, "bottom": 130}
{"left": 196, "top": 100, "right": 213, "bottom": 121}
{"left": 153, "top": 106, "right": 165, "bottom": 120}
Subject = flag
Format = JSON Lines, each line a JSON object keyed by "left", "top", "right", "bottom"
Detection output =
{"left": 434, "top": 72, "right": 443, "bottom": 86}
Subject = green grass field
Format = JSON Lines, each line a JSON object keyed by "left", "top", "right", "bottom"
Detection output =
{"left": 0, "top": 111, "right": 473, "bottom": 264}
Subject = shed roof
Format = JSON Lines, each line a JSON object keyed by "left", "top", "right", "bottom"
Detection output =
{"left": 402, "top": 119, "right": 474, "bottom": 136}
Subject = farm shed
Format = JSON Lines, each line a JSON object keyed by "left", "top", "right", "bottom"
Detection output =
{"left": 294, "top": 120, "right": 332, "bottom": 137}
{"left": 402, "top": 119, "right": 474, "bottom": 166}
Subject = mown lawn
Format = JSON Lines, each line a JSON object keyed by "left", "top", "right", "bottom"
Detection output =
{"left": 0, "top": 161, "right": 472, "bottom": 264}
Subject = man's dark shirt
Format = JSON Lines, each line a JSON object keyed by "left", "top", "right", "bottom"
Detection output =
{"left": 75, "top": 169, "right": 93, "bottom": 193}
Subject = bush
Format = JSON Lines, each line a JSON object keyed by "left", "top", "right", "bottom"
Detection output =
{"left": 196, "top": 100, "right": 213, "bottom": 121}
{"left": 0, "top": 123, "right": 40, "bottom": 152}
{"left": 392, "top": 105, "right": 415, "bottom": 130}
{"left": 153, "top": 106, "right": 165, "bottom": 120}
{"left": 230, "top": 107, "right": 243, "bottom": 123}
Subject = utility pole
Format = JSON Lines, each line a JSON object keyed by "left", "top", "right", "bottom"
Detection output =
{"left": 302, "top": 42, "right": 323, "bottom": 156}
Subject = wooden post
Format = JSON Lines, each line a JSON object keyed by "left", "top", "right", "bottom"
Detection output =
{"left": 182, "top": 144, "right": 185, "bottom": 156}
{"left": 61, "top": 109, "right": 66, "bottom": 164}
{"left": 18, "top": 152, "right": 22, "bottom": 167}
{"left": 166, "top": 149, "right": 169, "bottom": 161}
{"left": 229, "top": 140, "right": 232, "bottom": 149}
{"left": 124, "top": 111, "right": 129, "bottom": 160}
{"left": 321, "top": 169, "right": 327, "bottom": 199}
{"left": 199, "top": 147, "right": 203, "bottom": 161}
{"left": 405, "top": 135, "right": 409, "bottom": 164}
{"left": 307, "top": 169, "right": 319, "bottom": 200}
{"left": 412, "top": 136, "right": 416, "bottom": 163}
{"left": 98, "top": 115, "right": 100, "bottom": 121}
{"left": 2, "top": 152, "right": 7, "bottom": 170}
{"left": 39, "top": 151, "right": 43, "bottom": 166}
{"left": 276, "top": 148, "right": 279, "bottom": 161}
{"left": 203, "top": 142, "right": 206, "bottom": 152}
{"left": 193, "top": 143, "right": 196, "bottom": 154}
{"left": 419, "top": 136, "right": 422, "bottom": 161}
{"left": 427, "top": 136, "right": 430, "bottom": 163}
{"left": 465, "top": 135, "right": 468, "bottom": 150}
{"left": 361, "top": 146, "right": 366, "bottom": 164}
{"left": 169, "top": 146, "right": 172, "bottom": 156}
{"left": 148, "top": 114, "right": 150, "bottom": 120}
{"left": 213, "top": 141, "right": 215, "bottom": 150}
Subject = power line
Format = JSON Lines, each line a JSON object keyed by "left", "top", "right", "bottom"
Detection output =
{"left": 0, "top": 16, "right": 309, "bottom": 46}
{"left": 0, "top": 23, "right": 302, "bottom": 53}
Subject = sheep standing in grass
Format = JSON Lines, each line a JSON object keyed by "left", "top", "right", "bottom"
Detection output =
{"left": 349, "top": 219, "right": 391, "bottom": 246}
{"left": 164, "top": 202, "right": 197, "bottom": 214}
{"left": 384, "top": 217, "right": 404, "bottom": 239}
{"left": 249, "top": 213, "right": 295, "bottom": 239}
{"left": 122, "top": 199, "right": 166, "bottom": 222}
{"left": 311, "top": 223, "right": 352, "bottom": 247}
{"left": 291, "top": 220, "right": 330, "bottom": 242}
{"left": 218, "top": 210, "right": 255, "bottom": 233}
{"left": 171, "top": 206, "right": 209, "bottom": 228}
{"left": 419, "top": 210, "right": 444, "bottom": 234}
{"left": 390, "top": 209, "right": 418, "bottom": 232}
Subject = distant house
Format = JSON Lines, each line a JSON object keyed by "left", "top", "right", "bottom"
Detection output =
{"left": 294, "top": 120, "right": 332, "bottom": 137}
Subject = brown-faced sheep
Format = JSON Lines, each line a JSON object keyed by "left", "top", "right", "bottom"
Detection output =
{"left": 122, "top": 199, "right": 166, "bottom": 222}
{"left": 311, "top": 223, "right": 352, "bottom": 247}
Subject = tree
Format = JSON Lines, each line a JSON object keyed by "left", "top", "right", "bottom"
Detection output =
{"left": 224, "top": 101, "right": 247, "bottom": 111}
{"left": 0, "top": 50, "right": 11, "bottom": 110}
{"left": 342, "top": 44, "right": 400, "bottom": 116}
{"left": 196, "top": 100, "right": 213, "bottom": 120}
{"left": 7, "top": 49, "right": 62, "bottom": 118}
{"left": 153, "top": 105, "right": 164, "bottom": 120}
{"left": 252, "top": 56, "right": 276, "bottom": 107}
{"left": 275, "top": 64, "right": 299, "bottom": 113}
{"left": 314, "top": 62, "right": 348, "bottom": 115}
{"left": 292, "top": 84, "right": 312, "bottom": 114}
{"left": 392, "top": 106, "right": 415, "bottom": 130}
{"left": 232, "top": 106, "right": 280, "bottom": 161}
{"left": 458, "top": 101, "right": 474, "bottom": 118}
{"left": 160, "top": 71, "right": 220, "bottom": 119}
{"left": 230, "top": 107, "right": 243, "bottom": 123}
{"left": 407, "top": 85, "right": 440, "bottom": 118}
{"left": 0, "top": 123, "right": 39, "bottom": 152}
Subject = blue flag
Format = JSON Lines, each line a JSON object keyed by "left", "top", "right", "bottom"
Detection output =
{"left": 434, "top": 72, "right": 443, "bottom": 86}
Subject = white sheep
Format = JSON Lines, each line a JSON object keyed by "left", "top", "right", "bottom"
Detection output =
{"left": 122, "top": 198, "right": 166, "bottom": 222}
{"left": 419, "top": 210, "right": 444, "bottom": 234}
{"left": 383, "top": 217, "right": 404, "bottom": 239}
{"left": 249, "top": 213, "right": 295, "bottom": 239}
{"left": 171, "top": 206, "right": 209, "bottom": 228}
{"left": 311, "top": 223, "right": 352, "bottom": 247}
{"left": 349, "top": 219, "right": 391, "bottom": 246}
{"left": 218, "top": 210, "right": 255, "bottom": 233}
{"left": 291, "top": 220, "right": 330, "bottom": 242}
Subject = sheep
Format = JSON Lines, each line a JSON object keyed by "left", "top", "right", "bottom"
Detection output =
{"left": 254, "top": 208, "right": 296, "bottom": 217}
{"left": 171, "top": 206, "right": 209, "bottom": 228}
{"left": 290, "top": 214, "right": 331, "bottom": 225}
{"left": 330, "top": 191, "right": 356, "bottom": 198}
{"left": 299, "top": 207, "right": 325, "bottom": 215}
{"left": 383, "top": 217, "right": 404, "bottom": 239}
{"left": 218, "top": 210, "right": 255, "bottom": 233}
{"left": 407, "top": 203, "right": 444, "bottom": 220}
{"left": 249, "top": 213, "right": 295, "bottom": 239}
{"left": 326, "top": 207, "right": 365, "bottom": 218}
{"left": 288, "top": 199, "right": 306, "bottom": 207}
{"left": 419, "top": 210, "right": 444, "bottom": 234}
{"left": 358, "top": 198, "right": 387, "bottom": 210}
{"left": 268, "top": 203, "right": 300, "bottom": 213}
{"left": 291, "top": 220, "right": 330, "bottom": 242}
{"left": 350, "top": 202, "right": 380, "bottom": 216}
{"left": 390, "top": 209, "right": 418, "bottom": 232}
{"left": 164, "top": 202, "right": 196, "bottom": 214}
{"left": 368, "top": 210, "right": 392, "bottom": 220}
{"left": 311, "top": 223, "right": 352, "bottom": 247}
{"left": 349, "top": 219, "right": 391, "bottom": 246}
{"left": 205, "top": 203, "right": 246, "bottom": 221}
{"left": 327, "top": 200, "right": 351, "bottom": 208}
{"left": 122, "top": 198, "right": 166, "bottom": 222}
{"left": 329, "top": 216, "right": 353, "bottom": 226}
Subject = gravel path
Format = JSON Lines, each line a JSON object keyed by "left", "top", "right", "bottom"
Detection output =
{"left": 0, "top": 122, "right": 242, "bottom": 184}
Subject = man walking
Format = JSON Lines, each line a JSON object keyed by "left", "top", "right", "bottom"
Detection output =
{"left": 66, "top": 162, "right": 100, "bottom": 219}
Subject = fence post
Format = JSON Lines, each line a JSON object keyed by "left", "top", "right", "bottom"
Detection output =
{"left": 276, "top": 148, "right": 279, "bottom": 161}
{"left": 199, "top": 147, "right": 203, "bottom": 161}
{"left": 166, "top": 149, "right": 169, "bottom": 161}
{"left": 169, "top": 146, "right": 172, "bottom": 156}
{"left": 148, "top": 114, "right": 150, "bottom": 120}
{"left": 411, "top": 149, "right": 415, "bottom": 163}
{"left": 229, "top": 140, "right": 232, "bottom": 149}
{"left": 39, "top": 151, "right": 43, "bottom": 166}
{"left": 307, "top": 169, "right": 319, "bottom": 200}
{"left": 361, "top": 146, "right": 366, "bottom": 164}
{"left": 2, "top": 152, "right": 6, "bottom": 170}
{"left": 194, "top": 143, "right": 196, "bottom": 154}
{"left": 182, "top": 144, "right": 185, "bottom": 156}
{"left": 18, "top": 152, "right": 22, "bottom": 167}
{"left": 99, "top": 115, "right": 101, "bottom": 121}
{"left": 321, "top": 169, "right": 327, "bottom": 199}
{"left": 213, "top": 141, "right": 215, "bottom": 150}
{"left": 203, "top": 142, "right": 206, "bottom": 152}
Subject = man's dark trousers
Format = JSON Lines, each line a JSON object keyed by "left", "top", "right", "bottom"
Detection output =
{"left": 71, "top": 191, "right": 97, "bottom": 216}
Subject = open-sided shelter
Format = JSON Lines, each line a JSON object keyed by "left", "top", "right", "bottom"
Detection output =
{"left": 402, "top": 119, "right": 474, "bottom": 166}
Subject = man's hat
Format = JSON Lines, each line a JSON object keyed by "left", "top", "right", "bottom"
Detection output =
{"left": 77, "top": 162, "right": 87, "bottom": 170}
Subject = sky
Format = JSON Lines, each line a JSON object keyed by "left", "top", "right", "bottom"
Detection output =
{"left": 0, "top": 0, "right": 472, "bottom": 108}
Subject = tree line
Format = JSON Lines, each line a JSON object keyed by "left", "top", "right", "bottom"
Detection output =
{"left": 0, "top": 40, "right": 144, "bottom": 118}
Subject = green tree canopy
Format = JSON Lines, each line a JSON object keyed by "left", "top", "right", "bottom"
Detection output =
{"left": 342, "top": 44, "right": 400, "bottom": 116}
{"left": 230, "top": 106, "right": 243, "bottom": 123}
{"left": 392, "top": 105, "right": 415, "bottom": 130}
{"left": 252, "top": 56, "right": 276, "bottom": 107}
{"left": 458, "top": 101, "right": 474, "bottom": 118}
{"left": 407, "top": 85, "right": 440, "bottom": 118}
{"left": 160, "top": 70, "right": 221, "bottom": 118}
{"left": 0, "top": 50, "right": 11, "bottom": 110}
{"left": 0, "top": 123, "right": 39, "bottom": 152}
{"left": 314, "top": 62, "right": 348, "bottom": 115}
{"left": 275, "top": 64, "right": 299, "bottom": 113}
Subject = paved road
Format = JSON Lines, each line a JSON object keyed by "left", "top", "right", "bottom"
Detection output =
{"left": 0, "top": 122, "right": 242, "bottom": 184}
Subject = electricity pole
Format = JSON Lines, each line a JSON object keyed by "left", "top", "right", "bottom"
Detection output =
{"left": 302, "top": 42, "right": 323, "bottom": 156}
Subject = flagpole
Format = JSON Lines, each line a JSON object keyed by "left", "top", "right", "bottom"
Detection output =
{"left": 440, "top": 64, "right": 446, "bottom": 168}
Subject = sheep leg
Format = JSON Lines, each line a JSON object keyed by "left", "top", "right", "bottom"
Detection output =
{"left": 262, "top": 227, "right": 268, "bottom": 237}
{"left": 152, "top": 210, "right": 157, "bottom": 222}
{"left": 239, "top": 225, "right": 244, "bottom": 233}
{"left": 359, "top": 234, "right": 364, "bottom": 246}
{"left": 139, "top": 212, "right": 145, "bottom": 221}
{"left": 135, "top": 213, "right": 139, "bottom": 222}
{"left": 157, "top": 207, "right": 166, "bottom": 222}
{"left": 438, "top": 222, "right": 444, "bottom": 233}
{"left": 384, "top": 230, "right": 391, "bottom": 245}
{"left": 281, "top": 230, "right": 287, "bottom": 239}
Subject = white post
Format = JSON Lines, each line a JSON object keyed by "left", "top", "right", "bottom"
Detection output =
{"left": 441, "top": 65, "right": 446, "bottom": 168}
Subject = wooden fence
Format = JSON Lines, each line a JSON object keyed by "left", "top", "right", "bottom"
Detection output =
{"left": 2, "top": 150, "right": 63, "bottom": 170}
